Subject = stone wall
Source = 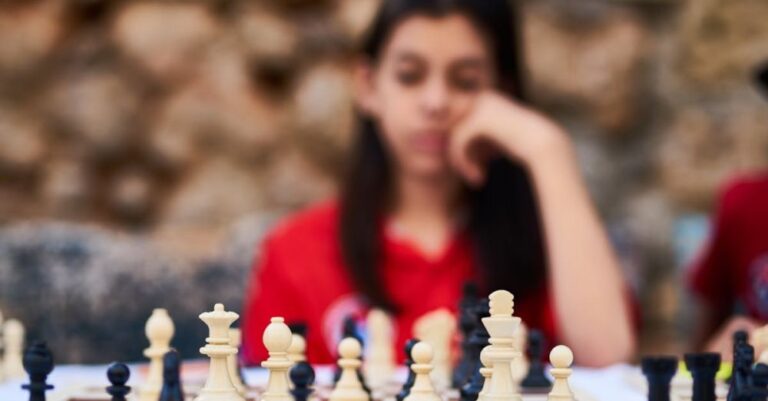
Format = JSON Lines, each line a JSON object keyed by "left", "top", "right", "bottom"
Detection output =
{"left": 0, "top": 0, "right": 767, "bottom": 362}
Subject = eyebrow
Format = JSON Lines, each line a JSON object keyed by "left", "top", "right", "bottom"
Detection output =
{"left": 393, "top": 50, "right": 489, "bottom": 69}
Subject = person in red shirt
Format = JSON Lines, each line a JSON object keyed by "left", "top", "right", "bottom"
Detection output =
{"left": 242, "top": 0, "right": 636, "bottom": 367}
{"left": 687, "top": 63, "right": 768, "bottom": 359}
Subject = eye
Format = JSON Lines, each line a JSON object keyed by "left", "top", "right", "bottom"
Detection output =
{"left": 451, "top": 75, "right": 482, "bottom": 92}
{"left": 396, "top": 68, "right": 424, "bottom": 86}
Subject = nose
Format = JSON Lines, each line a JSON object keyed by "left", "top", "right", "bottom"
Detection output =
{"left": 420, "top": 76, "right": 450, "bottom": 119}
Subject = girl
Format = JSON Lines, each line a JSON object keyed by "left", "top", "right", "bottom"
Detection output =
{"left": 242, "top": 0, "right": 636, "bottom": 367}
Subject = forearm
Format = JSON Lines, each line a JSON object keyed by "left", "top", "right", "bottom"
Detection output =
{"left": 527, "top": 144, "right": 636, "bottom": 366}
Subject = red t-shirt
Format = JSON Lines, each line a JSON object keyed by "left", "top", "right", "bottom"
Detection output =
{"left": 241, "top": 201, "right": 557, "bottom": 365}
{"left": 688, "top": 173, "right": 768, "bottom": 325}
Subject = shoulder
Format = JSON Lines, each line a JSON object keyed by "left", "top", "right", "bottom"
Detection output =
{"left": 717, "top": 172, "right": 768, "bottom": 214}
{"left": 260, "top": 200, "right": 342, "bottom": 270}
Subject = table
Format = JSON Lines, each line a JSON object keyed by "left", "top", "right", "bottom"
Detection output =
{"left": 0, "top": 363, "right": 646, "bottom": 401}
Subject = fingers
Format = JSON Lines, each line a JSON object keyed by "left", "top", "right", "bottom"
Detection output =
{"left": 448, "top": 120, "right": 486, "bottom": 187}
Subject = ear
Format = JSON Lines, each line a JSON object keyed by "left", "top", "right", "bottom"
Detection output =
{"left": 352, "top": 57, "right": 380, "bottom": 118}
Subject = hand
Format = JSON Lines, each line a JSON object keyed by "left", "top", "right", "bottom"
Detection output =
{"left": 448, "top": 91, "right": 570, "bottom": 186}
{"left": 704, "top": 316, "right": 763, "bottom": 361}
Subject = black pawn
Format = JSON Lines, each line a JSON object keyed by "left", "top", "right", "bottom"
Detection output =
{"left": 159, "top": 349, "right": 184, "bottom": 401}
{"left": 521, "top": 329, "right": 552, "bottom": 389}
{"left": 22, "top": 341, "right": 54, "bottom": 401}
{"left": 730, "top": 331, "right": 750, "bottom": 384}
{"left": 106, "top": 363, "right": 131, "bottom": 401}
{"left": 459, "top": 298, "right": 491, "bottom": 401}
{"left": 396, "top": 338, "right": 420, "bottom": 401}
{"left": 452, "top": 282, "right": 478, "bottom": 389}
{"left": 290, "top": 361, "right": 316, "bottom": 401}
{"left": 641, "top": 356, "right": 678, "bottom": 401}
{"left": 685, "top": 353, "right": 720, "bottom": 401}
{"left": 730, "top": 343, "right": 756, "bottom": 401}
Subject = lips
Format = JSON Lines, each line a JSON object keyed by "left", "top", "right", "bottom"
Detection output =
{"left": 411, "top": 130, "right": 449, "bottom": 153}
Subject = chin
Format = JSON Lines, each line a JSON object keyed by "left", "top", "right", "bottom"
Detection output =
{"left": 405, "top": 157, "right": 452, "bottom": 181}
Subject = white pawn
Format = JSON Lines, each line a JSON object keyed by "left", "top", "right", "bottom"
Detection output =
{"left": 195, "top": 304, "right": 245, "bottom": 401}
{"left": 478, "top": 346, "right": 493, "bottom": 401}
{"left": 365, "top": 309, "right": 394, "bottom": 390}
{"left": 404, "top": 342, "right": 441, "bottom": 401}
{"left": 2, "top": 319, "right": 24, "bottom": 380}
{"left": 139, "top": 308, "right": 175, "bottom": 401}
{"left": 0, "top": 308, "right": 5, "bottom": 382}
{"left": 228, "top": 328, "right": 247, "bottom": 396}
{"left": 547, "top": 345, "right": 575, "bottom": 401}
{"left": 287, "top": 332, "right": 307, "bottom": 363}
{"left": 329, "top": 337, "right": 368, "bottom": 401}
{"left": 262, "top": 317, "right": 293, "bottom": 401}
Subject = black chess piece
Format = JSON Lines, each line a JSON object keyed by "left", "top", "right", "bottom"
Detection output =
{"left": 106, "top": 363, "right": 131, "bottom": 401}
{"left": 685, "top": 353, "right": 720, "bottom": 401}
{"left": 641, "top": 356, "right": 678, "bottom": 401}
{"left": 459, "top": 298, "right": 491, "bottom": 401}
{"left": 751, "top": 363, "right": 768, "bottom": 401}
{"left": 756, "top": 61, "right": 768, "bottom": 99}
{"left": 521, "top": 329, "right": 553, "bottom": 389}
{"left": 159, "top": 349, "right": 184, "bottom": 401}
{"left": 396, "top": 338, "right": 421, "bottom": 401}
{"left": 290, "top": 361, "right": 316, "bottom": 401}
{"left": 730, "top": 343, "right": 756, "bottom": 401}
{"left": 452, "top": 282, "right": 479, "bottom": 389}
{"left": 22, "top": 341, "right": 54, "bottom": 401}
{"left": 729, "top": 330, "right": 751, "bottom": 387}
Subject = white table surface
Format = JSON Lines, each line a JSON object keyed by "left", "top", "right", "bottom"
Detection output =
{"left": 0, "top": 363, "right": 647, "bottom": 401}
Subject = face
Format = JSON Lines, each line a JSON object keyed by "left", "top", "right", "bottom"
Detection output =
{"left": 356, "top": 13, "right": 496, "bottom": 181}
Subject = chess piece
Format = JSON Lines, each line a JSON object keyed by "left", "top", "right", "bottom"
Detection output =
{"left": 685, "top": 353, "right": 720, "bottom": 401}
{"left": 262, "top": 317, "right": 293, "bottom": 401}
{"left": 139, "top": 309, "right": 175, "bottom": 401}
{"left": 0, "top": 308, "right": 4, "bottom": 382}
{"left": 511, "top": 322, "right": 529, "bottom": 384}
{"left": 365, "top": 309, "right": 395, "bottom": 390}
{"left": 755, "top": 325, "right": 768, "bottom": 365}
{"left": 397, "top": 339, "right": 420, "bottom": 401}
{"left": 521, "top": 329, "right": 552, "bottom": 389}
{"left": 330, "top": 337, "right": 369, "bottom": 401}
{"left": 481, "top": 290, "right": 523, "bottom": 401}
{"left": 453, "top": 282, "right": 479, "bottom": 389}
{"left": 159, "top": 350, "right": 184, "bottom": 401}
{"left": 459, "top": 299, "right": 491, "bottom": 401}
{"left": 547, "top": 345, "right": 575, "bottom": 401}
{"left": 4, "top": 319, "right": 26, "bottom": 380}
{"left": 752, "top": 363, "right": 768, "bottom": 401}
{"left": 476, "top": 346, "right": 494, "bottom": 401}
{"left": 21, "top": 341, "right": 54, "bottom": 401}
{"left": 288, "top": 332, "right": 307, "bottom": 364}
{"left": 195, "top": 304, "right": 245, "bottom": 401}
{"left": 106, "top": 363, "right": 131, "bottom": 401}
{"left": 641, "top": 356, "right": 677, "bottom": 401}
{"left": 730, "top": 343, "right": 756, "bottom": 401}
{"left": 229, "top": 328, "right": 247, "bottom": 395}
{"left": 413, "top": 309, "right": 455, "bottom": 391}
{"left": 290, "top": 361, "right": 316, "bottom": 401}
{"left": 404, "top": 342, "right": 441, "bottom": 401}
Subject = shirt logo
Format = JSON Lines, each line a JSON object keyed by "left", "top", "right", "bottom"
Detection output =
{"left": 749, "top": 253, "right": 768, "bottom": 319}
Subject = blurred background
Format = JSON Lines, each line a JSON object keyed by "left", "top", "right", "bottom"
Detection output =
{"left": 0, "top": 0, "right": 767, "bottom": 364}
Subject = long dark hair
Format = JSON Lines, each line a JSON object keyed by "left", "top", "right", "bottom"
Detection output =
{"left": 339, "top": 0, "right": 547, "bottom": 311}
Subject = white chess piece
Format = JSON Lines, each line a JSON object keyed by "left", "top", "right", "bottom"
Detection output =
{"left": 288, "top": 332, "right": 307, "bottom": 363}
{"left": 365, "top": 309, "right": 394, "bottom": 390}
{"left": 481, "top": 290, "right": 522, "bottom": 401}
{"left": 478, "top": 346, "right": 493, "bottom": 401}
{"left": 413, "top": 308, "right": 455, "bottom": 391}
{"left": 547, "top": 345, "right": 575, "bottom": 401}
{"left": 2, "top": 319, "right": 24, "bottom": 380}
{"left": 0, "top": 308, "right": 5, "bottom": 382}
{"left": 195, "top": 304, "right": 245, "bottom": 401}
{"left": 511, "top": 322, "right": 528, "bottom": 384}
{"left": 262, "top": 317, "right": 293, "bottom": 401}
{"left": 329, "top": 337, "right": 368, "bottom": 401}
{"left": 228, "top": 328, "right": 247, "bottom": 396}
{"left": 754, "top": 325, "right": 768, "bottom": 364}
{"left": 139, "top": 308, "right": 175, "bottom": 401}
{"left": 404, "top": 342, "right": 441, "bottom": 401}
